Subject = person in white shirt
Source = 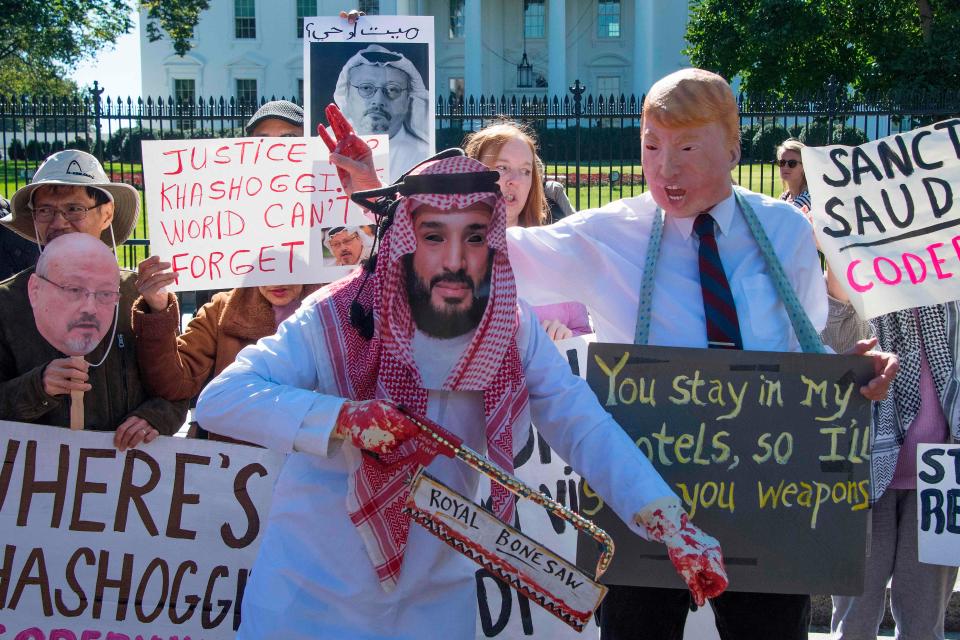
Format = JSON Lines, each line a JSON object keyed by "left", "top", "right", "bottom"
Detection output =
{"left": 505, "top": 68, "right": 899, "bottom": 640}
{"left": 195, "top": 153, "right": 728, "bottom": 639}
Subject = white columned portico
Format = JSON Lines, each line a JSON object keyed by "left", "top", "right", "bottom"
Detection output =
{"left": 464, "top": 0, "right": 483, "bottom": 98}
{"left": 634, "top": 0, "right": 648, "bottom": 95}
{"left": 547, "top": 0, "right": 566, "bottom": 99}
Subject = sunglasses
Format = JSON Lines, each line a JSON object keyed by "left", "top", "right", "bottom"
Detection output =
{"left": 777, "top": 159, "right": 801, "bottom": 168}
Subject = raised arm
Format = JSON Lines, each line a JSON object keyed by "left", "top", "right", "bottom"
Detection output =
{"left": 507, "top": 215, "right": 610, "bottom": 309}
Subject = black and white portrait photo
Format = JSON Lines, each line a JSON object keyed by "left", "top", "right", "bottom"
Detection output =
{"left": 304, "top": 16, "right": 435, "bottom": 182}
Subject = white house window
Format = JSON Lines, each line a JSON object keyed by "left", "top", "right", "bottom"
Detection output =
{"left": 597, "top": 0, "right": 620, "bottom": 38}
{"left": 596, "top": 75, "right": 620, "bottom": 96}
{"left": 524, "top": 0, "right": 545, "bottom": 39}
{"left": 359, "top": 0, "right": 380, "bottom": 15}
{"left": 235, "top": 0, "right": 256, "bottom": 39}
{"left": 174, "top": 78, "right": 196, "bottom": 103}
{"left": 236, "top": 78, "right": 258, "bottom": 106}
{"left": 449, "top": 77, "right": 464, "bottom": 100}
{"left": 449, "top": 0, "right": 465, "bottom": 38}
{"left": 296, "top": 0, "right": 316, "bottom": 38}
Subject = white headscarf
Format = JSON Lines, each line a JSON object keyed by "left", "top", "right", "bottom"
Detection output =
{"left": 333, "top": 44, "right": 430, "bottom": 145}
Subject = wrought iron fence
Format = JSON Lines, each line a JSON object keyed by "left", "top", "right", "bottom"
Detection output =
{"left": 2, "top": 79, "right": 959, "bottom": 268}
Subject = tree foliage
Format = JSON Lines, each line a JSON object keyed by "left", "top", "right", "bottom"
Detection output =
{"left": 0, "top": 0, "right": 211, "bottom": 97}
{"left": 0, "top": 0, "right": 131, "bottom": 96}
{"left": 142, "top": 0, "right": 211, "bottom": 57}
{"left": 685, "top": 0, "right": 960, "bottom": 96}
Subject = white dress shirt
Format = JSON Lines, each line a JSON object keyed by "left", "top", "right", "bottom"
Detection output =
{"left": 507, "top": 187, "right": 827, "bottom": 351}
{"left": 195, "top": 298, "right": 674, "bottom": 639}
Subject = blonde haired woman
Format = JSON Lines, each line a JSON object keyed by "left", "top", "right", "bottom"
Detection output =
{"left": 464, "top": 121, "right": 590, "bottom": 340}
{"left": 776, "top": 138, "right": 812, "bottom": 212}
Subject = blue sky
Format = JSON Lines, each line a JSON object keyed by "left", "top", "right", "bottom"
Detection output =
{"left": 71, "top": 10, "right": 142, "bottom": 98}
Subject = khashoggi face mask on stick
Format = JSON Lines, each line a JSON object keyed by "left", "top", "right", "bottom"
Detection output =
{"left": 27, "top": 234, "right": 121, "bottom": 428}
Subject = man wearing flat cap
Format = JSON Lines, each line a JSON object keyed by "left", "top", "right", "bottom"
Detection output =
{"left": 0, "top": 149, "right": 186, "bottom": 448}
{"left": 334, "top": 44, "right": 431, "bottom": 181}
{"left": 246, "top": 99, "right": 304, "bottom": 138}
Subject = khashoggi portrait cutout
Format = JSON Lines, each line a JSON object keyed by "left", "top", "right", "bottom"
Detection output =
{"left": 27, "top": 234, "right": 120, "bottom": 356}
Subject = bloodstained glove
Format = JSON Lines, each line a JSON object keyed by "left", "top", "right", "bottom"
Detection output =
{"left": 318, "top": 103, "right": 381, "bottom": 196}
{"left": 635, "top": 497, "right": 728, "bottom": 606}
{"left": 334, "top": 399, "right": 421, "bottom": 455}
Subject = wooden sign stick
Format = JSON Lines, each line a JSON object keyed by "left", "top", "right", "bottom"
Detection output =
{"left": 69, "top": 355, "right": 85, "bottom": 430}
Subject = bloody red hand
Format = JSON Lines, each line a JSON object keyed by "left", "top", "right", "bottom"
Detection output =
{"left": 334, "top": 399, "right": 420, "bottom": 454}
{"left": 638, "top": 500, "right": 728, "bottom": 606}
{"left": 318, "top": 103, "right": 380, "bottom": 196}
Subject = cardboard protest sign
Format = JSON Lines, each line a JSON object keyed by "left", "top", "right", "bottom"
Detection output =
{"left": 142, "top": 135, "right": 388, "bottom": 291}
{"left": 0, "top": 421, "right": 284, "bottom": 639}
{"left": 917, "top": 444, "right": 960, "bottom": 566}
{"left": 475, "top": 335, "right": 598, "bottom": 639}
{"left": 804, "top": 119, "right": 960, "bottom": 318}
{"left": 303, "top": 14, "right": 435, "bottom": 182}
{"left": 578, "top": 344, "right": 874, "bottom": 595}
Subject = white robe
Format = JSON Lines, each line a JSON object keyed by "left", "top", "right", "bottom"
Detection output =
{"left": 195, "top": 298, "right": 674, "bottom": 639}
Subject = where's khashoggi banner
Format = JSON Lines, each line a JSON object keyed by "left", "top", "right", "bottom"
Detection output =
{"left": 0, "top": 421, "right": 284, "bottom": 639}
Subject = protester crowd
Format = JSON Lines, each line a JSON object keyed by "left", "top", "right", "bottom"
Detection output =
{"left": 1, "top": 63, "right": 956, "bottom": 640}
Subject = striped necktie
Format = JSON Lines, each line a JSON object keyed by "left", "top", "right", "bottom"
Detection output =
{"left": 694, "top": 213, "right": 743, "bottom": 350}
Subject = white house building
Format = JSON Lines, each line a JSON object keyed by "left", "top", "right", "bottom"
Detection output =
{"left": 139, "top": 1, "right": 690, "bottom": 104}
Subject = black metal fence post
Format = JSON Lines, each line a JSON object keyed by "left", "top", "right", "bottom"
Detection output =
{"left": 569, "top": 79, "right": 585, "bottom": 210}
{"left": 90, "top": 81, "right": 105, "bottom": 162}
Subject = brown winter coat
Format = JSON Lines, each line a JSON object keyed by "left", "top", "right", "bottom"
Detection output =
{"left": 132, "top": 285, "right": 320, "bottom": 402}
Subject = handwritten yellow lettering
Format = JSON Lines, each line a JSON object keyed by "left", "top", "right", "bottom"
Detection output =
{"left": 594, "top": 351, "right": 629, "bottom": 406}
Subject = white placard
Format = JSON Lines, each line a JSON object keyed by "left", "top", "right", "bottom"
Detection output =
{"left": 917, "top": 443, "right": 960, "bottom": 566}
{"left": 476, "top": 335, "right": 600, "bottom": 639}
{"left": 410, "top": 472, "right": 605, "bottom": 633}
{"left": 804, "top": 119, "right": 960, "bottom": 319}
{"left": 0, "top": 421, "right": 284, "bottom": 638}
{"left": 143, "top": 135, "right": 388, "bottom": 291}
{"left": 304, "top": 14, "right": 435, "bottom": 182}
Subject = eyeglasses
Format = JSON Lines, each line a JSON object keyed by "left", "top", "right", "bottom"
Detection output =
{"left": 36, "top": 273, "right": 121, "bottom": 306}
{"left": 30, "top": 203, "right": 102, "bottom": 223}
{"left": 328, "top": 232, "right": 360, "bottom": 250}
{"left": 351, "top": 83, "right": 408, "bottom": 100}
{"left": 777, "top": 159, "right": 801, "bottom": 168}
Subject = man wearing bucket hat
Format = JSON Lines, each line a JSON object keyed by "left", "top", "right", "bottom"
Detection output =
{"left": 334, "top": 44, "right": 431, "bottom": 181}
{"left": 0, "top": 149, "right": 187, "bottom": 448}
{"left": 194, "top": 150, "right": 728, "bottom": 638}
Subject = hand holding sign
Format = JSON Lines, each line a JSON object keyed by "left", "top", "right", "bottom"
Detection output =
{"left": 848, "top": 337, "right": 900, "bottom": 402}
{"left": 636, "top": 496, "right": 728, "bottom": 607}
{"left": 319, "top": 103, "right": 382, "bottom": 197}
{"left": 136, "top": 254, "right": 178, "bottom": 312}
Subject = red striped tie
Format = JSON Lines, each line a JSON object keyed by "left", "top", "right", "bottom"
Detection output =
{"left": 694, "top": 213, "right": 743, "bottom": 350}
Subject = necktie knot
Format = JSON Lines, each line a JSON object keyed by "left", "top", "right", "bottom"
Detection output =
{"left": 694, "top": 213, "right": 715, "bottom": 238}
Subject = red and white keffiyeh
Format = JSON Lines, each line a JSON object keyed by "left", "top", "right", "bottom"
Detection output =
{"left": 316, "top": 155, "right": 528, "bottom": 590}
